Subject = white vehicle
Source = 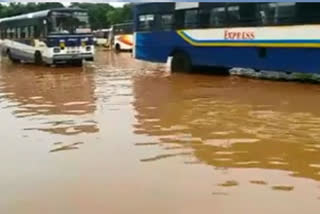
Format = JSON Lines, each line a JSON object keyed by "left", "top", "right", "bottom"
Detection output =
{"left": 93, "top": 28, "right": 111, "bottom": 47}
{"left": 112, "top": 22, "right": 133, "bottom": 51}
{"left": 0, "top": 8, "right": 95, "bottom": 66}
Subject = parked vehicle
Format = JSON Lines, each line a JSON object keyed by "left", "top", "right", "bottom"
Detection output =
{"left": 0, "top": 8, "right": 95, "bottom": 66}
{"left": 93, "top": 28, "right": 111, "bottom": 47}
{"left": 112, "top": 22, "right": 133, "bottom": 52}
{"left": 134, "top": 2, "right": 320, "bottom": 74}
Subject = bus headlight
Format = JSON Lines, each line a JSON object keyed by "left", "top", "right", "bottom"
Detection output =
{"left": 86, "top": 46, "right": 91, "bottom": 52}
{"left": 53, "top": 48, "right": 60, "bottom": 53}
{"left": 60, "top": 41, "right": 65, "bottom": 49}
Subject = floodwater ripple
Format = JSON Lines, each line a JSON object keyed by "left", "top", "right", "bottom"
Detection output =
{"left": 0, "top": 51, "right": 319, "bottom": 214}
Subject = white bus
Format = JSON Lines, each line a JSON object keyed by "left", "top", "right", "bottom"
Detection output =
{"left": 0, "top": 8, "right": 95, "bottom": 66}
{"left": 93, "top": 28, "right": 111, "bottom": 47}
{"left": 112, "top": 22, "right": 133, "bottom": 51}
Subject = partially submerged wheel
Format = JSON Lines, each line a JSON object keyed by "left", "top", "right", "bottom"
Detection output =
{"left": 171, "top": 52, "right": 192, "bottom": 73}
{"left": 115, "top": 44, "right": 121, "bottom": 52}
{"left": 7, "top": 49, "right": 20, "bottom": 63}
{"left": 72, "top": 59, "right": 83, "bottom": 67}
{"left": 34, "top": 51, "right": 43, "bottom": 65}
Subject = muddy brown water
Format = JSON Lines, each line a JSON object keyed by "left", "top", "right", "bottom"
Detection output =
{"left": 0, "top": 50, "right": 320, "bottom": 214}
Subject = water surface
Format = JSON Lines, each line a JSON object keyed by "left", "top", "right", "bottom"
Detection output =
{"left": 0, "top": 51, "right": 319, "bottom": 214}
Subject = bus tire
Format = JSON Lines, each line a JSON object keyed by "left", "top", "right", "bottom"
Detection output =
{"left": 72, "top": 59, "right": 83, "bottom": 67}
{"left": 7, "top": 49, "right": 20, "bottom": 63}
{"left": 115, "top": 44, "right": 121, "bottom": 52}
{"left": 35, "top": 51, "right": 43, "bottom": 65}
{"left": 171, "top": 52, "right": 192, "bottom": 73}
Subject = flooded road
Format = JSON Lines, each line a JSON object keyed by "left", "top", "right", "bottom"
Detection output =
{"left": 0, "top": 50, "right": 320, "bottom": 214}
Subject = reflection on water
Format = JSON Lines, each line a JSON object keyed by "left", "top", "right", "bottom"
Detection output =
{"left": 50, "top": 142, "right": 84, "bottom": 153}
{"left": 0, "top": 62, "right": 98, "bottom": 152}
{"left": 218, "top": 180, "right": 239, "bottom": 187}
{"left": 132, "top": 73, "right": 320, "bottom": 182}
{"left": 1, "top": 51, "right": 320, "bottom": 214}
{"left": 272, "top": 185, "right": 294, "bottom": 191}
{"left": 0, "top": 64, "right": 96, "bottom": 116}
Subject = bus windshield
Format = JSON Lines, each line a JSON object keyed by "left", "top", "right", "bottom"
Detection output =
{"left": 49, "top": 11, "right": 91, "bottom": 34}
{"left": 113, "top": 23, "right": 133, "bottom": 35}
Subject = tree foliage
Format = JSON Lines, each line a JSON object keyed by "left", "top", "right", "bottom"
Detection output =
{"left": 0, "top": 3, "right": 65, "bottom": 18}
{"left": 0, "top": 3, "right": 133, "bottom": 30}
{"left": 106, "top": 4, "right": 133, "bottom": 25}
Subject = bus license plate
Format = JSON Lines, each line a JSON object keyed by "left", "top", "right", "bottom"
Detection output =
{"left": 68, "top": 47, "right": 79, "bottom": 54}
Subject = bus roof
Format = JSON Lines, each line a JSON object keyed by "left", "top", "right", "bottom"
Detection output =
{"left": 0, "top": 8, "right": 87, "bottom": 24}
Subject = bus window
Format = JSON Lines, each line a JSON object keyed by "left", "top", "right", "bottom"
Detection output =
{"left": 138, "top": 14, "right": 155, "bottom": 31}
{"left": 16, "top": 27, "right": 21, "bottom": 39}
{"left": 210, "top": 6, "right": 227, "bottom": 27}
{"left": 114, "top": 23, "right": 132, "bottom": 35}
{"left": 21, "top": 26, "right": 29, "bottom": 39}
{"left": 8, "top": 28, "right": 14, "bottom": 39}
{"left": 296, "top": 3, "right": 320, "bottom": 24}
{"left": 184, "top": 9, "right": 199, "bottom": 29}
{"left": 96, "top": 31, "right": 104, "bottom": 38}
{"left": 29, "top": 26, "right": 34, "bottom": 38}
{"left": 160, "top": 14, "right": 174, "bottom": 30}
{"left": 227, "top": 5, "right": 240, "bottom": 25}
{"left": 257, "top": 3, "right": 276, "bottom": 25}
{"left": 274, "top": 3, "right": 296, "bottom": 24}
{"left": 175, "top": 10, "right": 184, "bottom": 29}
{"left": 239, "top": 3, "right": 258, "bottom": 26}
{"left": 10, "top": 28, "right": 16, "bottom": 39}
{"left": 34, "top": 26, "right": 40, "bottom": 38}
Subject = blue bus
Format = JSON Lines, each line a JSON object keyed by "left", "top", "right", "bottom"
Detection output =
{"left": 134, "top": 3, "right": 320, "bottom": 74}
{"left": 0, "top": 8, "right": 94, "bottom": 66}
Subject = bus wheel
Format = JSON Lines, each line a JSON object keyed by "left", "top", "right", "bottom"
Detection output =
{"left": 115, "top": 44, "right": 121, "bottom": 52}
{"left": 35, "top": 51, "right": 43, "bottom": 65}
{"left": 171, "top": 52, "right": 192, "bottom": 73}
{"left": 72, "top": 59, "right": 83, "bottom": 67}
{"left": 7, "top": 50, "right": 20, "bottom": 63}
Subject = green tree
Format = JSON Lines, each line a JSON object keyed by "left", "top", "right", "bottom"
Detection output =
{"left": 0, "top": 2, "right": 64, "bottom": 18}
{"left": 0, "top": 3, "right": 133, "bottom": 29}
{"left": 71, "top": 3, "right": 114, "bottom": 30}
{"left": 106, "top": 3, "right": 133, "bottom": 25}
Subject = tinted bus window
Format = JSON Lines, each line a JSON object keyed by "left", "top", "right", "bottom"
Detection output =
{"left": 227, "top": 4, "right": 258, "bottom": 26}
{"left": 29, "top": 26, "right": 34, "bottom": 38}
{"left": 138, "top": 14, "right": 155, "bottom": 31}
{"left": 227, "top": 5, "right": 240, "bottom": 24}
{"left": 160, "top": 14, "right": 174, "bottom": 30}
{"left": 184, "top": 9, "right": 199, "bottom": 28}
{"left": 239, "top": 3, "right": 258, "bottom": 25}
{"left": 257, "top": 3, "right": 276, "bottom": 25}
{"left": 275, "top": 2, "right": 296, "bottom": 24}
{"left": 175, "top": 10, "right": 184, "bottom": 29}
{"left": 21, "top": 26, "right": 29, "bottom": 39}
{"left": 114, "top": 23, "right": 132, "bottom": 35}
{"left": 9, "top": 28, "right": 14, "bottom": 39}
{"left": 210, "top": 6, "right": 227, "bottom": 27}
{"left": 11, "top": 28, "right": 16, "bottom": 39}
{"left": 296, "top": 3, "right": 320, "bottom": 24}
{"left": 34, "top": 26, "right": 40, "bottom": 38}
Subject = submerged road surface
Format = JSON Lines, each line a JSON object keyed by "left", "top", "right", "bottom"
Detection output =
{"left": 0, "top": 51, "right": 320, "bottom": 214}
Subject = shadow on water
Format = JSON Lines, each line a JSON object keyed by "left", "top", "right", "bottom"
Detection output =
{"left": 191, "top": 66, "right": 230, "bottom": 76}
{"left": 50, "top": 142, "right": 84, "bottom": 153}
